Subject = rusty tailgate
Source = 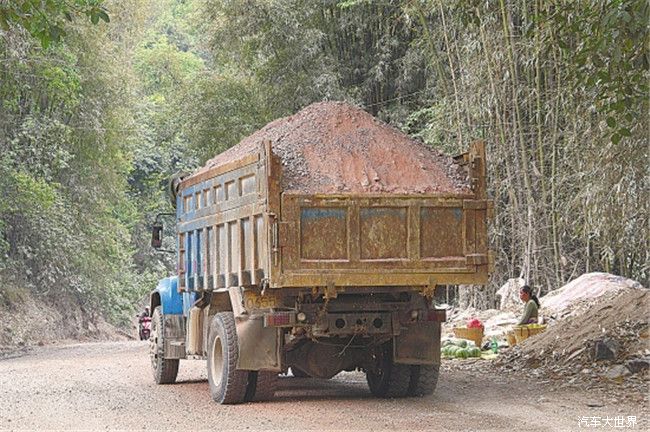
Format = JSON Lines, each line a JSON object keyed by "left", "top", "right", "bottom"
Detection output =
{"left": 273, "top": 193, "right": 491, "bottom": 288}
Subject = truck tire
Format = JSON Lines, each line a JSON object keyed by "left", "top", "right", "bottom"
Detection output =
{"left": 244, "top": 371, "right": 278, "bottom": 402}
{"left": 408, "top": 364, "right": 440, "bottom": 396}
{"left": 366, "top": 347, "right": 412, "bottom": 398}
{"left": 149, "top": 306, "right": 179, "bottom": 384}
{"left": 207, "top": 312, "right": 248, "bottom": 404}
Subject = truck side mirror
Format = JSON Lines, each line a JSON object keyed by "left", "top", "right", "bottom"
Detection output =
{"left": 151, "top": 222, "right": 163, "bottom": 249}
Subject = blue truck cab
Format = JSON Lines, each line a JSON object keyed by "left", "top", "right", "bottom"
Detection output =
{"left": 150, "top": 276, "right": 199, "bottom": 315}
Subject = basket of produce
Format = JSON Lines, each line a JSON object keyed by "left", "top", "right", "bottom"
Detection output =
{"left": 513, "top": 324, "right": 547, "bottom": 343}
{"left": 453, "top": 319, "right": 484, "bottom": 348}
{"left": 507, "top": 332, "right": 517, "bottom": 347}
{"left": 441, "top": 338, "right": 483, "bottom": 359}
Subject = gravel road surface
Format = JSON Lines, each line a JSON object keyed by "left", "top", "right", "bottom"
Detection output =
{"left": 0, "top": 341, "right": 646, "bottom": 431}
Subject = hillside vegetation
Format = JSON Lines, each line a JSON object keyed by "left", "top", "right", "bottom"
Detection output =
{"left": 0, "top": 0, "right": 647, "bottom": 337}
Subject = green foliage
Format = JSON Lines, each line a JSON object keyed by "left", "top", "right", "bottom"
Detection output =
{"left": 404, "top": 105, "right": 457, "bottom": 154}
{"left": 135, "top": 36, "right": 203, "bottom": 96}
{"left": 406, "top": 0, "right": 648, "bottom": 287}
{"left": 0, "top": 170, "right": 57, "bottom": 215}
{"left": 545, "top": 0, "right": 649, "bottom": 144}
{"left": 0, "top": 0, "right": 109, "bottom": 48}
{"left": 180, "top": 70, "right": 271, "bottom": 161}
{"left": 200, "top": 0, "right": 428, "bottom": 118}
{"left": 0, "top": 0, "right": 157, "bottom": 327}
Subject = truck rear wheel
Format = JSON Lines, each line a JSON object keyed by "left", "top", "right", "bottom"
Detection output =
{"left": 408, "top": 364, "right": 440, "bottom": 396}
{"left": 207, "top": 312, "right": 248, "bottom": 404}
{"left": 149, "top": 306, "right": 179, "bottom": 384}
{"left": 244, "top": 371, "right": 278, "bottom": 402}
{"left": 366, "top": 347, "right": 412, "bottom": 398}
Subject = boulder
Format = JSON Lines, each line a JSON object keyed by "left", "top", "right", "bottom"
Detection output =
{"left": 593, "top": 338, "right": 620, "bottom": 361}
{"left": 625, "top": 357, "right": 650, "bottom": 374}
{"left": 603, "top": 364, "right": 630, "bottom": 380}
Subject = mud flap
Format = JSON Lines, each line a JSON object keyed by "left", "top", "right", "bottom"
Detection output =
{"left": 235, "top": 315, "right": 282, "bottom": 372}
{"left": 163, "top": 315, "right": 186, "bottom": 359}
{"left": 393, "top": 321, "right": 441, "bottom": 365}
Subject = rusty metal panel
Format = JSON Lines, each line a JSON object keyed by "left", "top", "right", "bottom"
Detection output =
{"left": 213, "top": 184, "right": 223, "bottom": 203}
{"left": 210, "top": 225, "right": 218, "bottom": 289}
{"left": 279, "top": 194, "right": 482, "bottom": 272}
{"left": 217, "top": 224, "right": 227, "bottom": 276}
{"left": 254, "top": 215, "right": 265, "bottom": 280}
{"left": 228, "top": 221, "right": 238, "bottom": 278}
{"left": 178, "top": 232, "right": 186, "bottom": 289}
{"left": 408, "top": 203, "right": 421, "bottom": 261}
{"left": 203, "top": 227, "right": 211, "bottom": 289}
{"left": 465, "top": 208, "right": 476, "bottom": 255}
{"left": 359, "top": 207, "right": 408, "bottom": 260}
{"left": 178, "top": 163, "right": 259, "bottom": 224}
{"left": 181, "top": 153, "right": 259, "bottom": 189}
{"left": 476, "top": 209, "right": 488, "bottom": 254}
{"left": 177, "top": 151, "right": 267, "bottom": 291}
{"left": 274, "top": 272, "right": 488, "bottom": 288}
{"left": 300, "top": 207, "right": 348, "bottom": 260}
{"left": 248, "top": 216, "right": 257, "bottom": 285}
{"left": 240, "top": 174, "right": 256, "bottom": 196}
{"left": 420, "top": 207, "right": 464, "bottom": 258}
{"left": 225, "top": 180, "right": 237, "bottom": 200}
{"left": 241, "top": 218, "right": 251, "bottom": 285}
{"left": 265, "top": 141, "right": 283, "bottom": 281}
{"left": 162, "top": 315, "right": 186, "bottom": 359}
{"left": 273, "top": 191, "right": 491, "bottom": 288}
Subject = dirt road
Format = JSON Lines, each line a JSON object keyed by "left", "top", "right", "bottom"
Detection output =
{"left": 0, "top": 341, "right": 646, "bottom": 431}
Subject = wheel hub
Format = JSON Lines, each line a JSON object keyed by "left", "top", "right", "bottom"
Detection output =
{"left": 210, "top": 336, "right": 224, "bottom": 389}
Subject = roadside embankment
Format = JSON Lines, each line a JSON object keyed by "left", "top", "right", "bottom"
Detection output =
{"left": 0, "top": 286, "right": 130, "bottom": 356}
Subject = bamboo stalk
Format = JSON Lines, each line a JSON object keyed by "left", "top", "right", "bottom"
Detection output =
{"left": 476, "top": 5, "right": 520, "bottom": 276}
{"left": 437, "top": 0, "right": 464, "bottom": 147}
{"left": 499, "top": 0, "right": 535, "bottom": 281}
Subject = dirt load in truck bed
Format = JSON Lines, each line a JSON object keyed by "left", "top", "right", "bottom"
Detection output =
{"left": 190, "top": 101, "right": 470, "bottom": 194}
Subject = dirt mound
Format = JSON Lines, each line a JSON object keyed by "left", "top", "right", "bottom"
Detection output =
{"left": 541, "top": 272, "right": 644, "bottom": 318}
{"left": 191, "top": 101, "right": 470, "bottom": 194}
{"left": 498, "top": 288, "right": 649, "bottom": 387}
{"left": 445, "top": 274, "right": 648, "bottom": 346}
{"left": 518, "top": 288, "right": 648, "bottom": 360}
{"left": 496, "top": 277, "right": 526, "bottom": 312}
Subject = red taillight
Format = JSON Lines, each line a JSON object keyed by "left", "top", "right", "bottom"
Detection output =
{"left": 264, "top": 312, "right": 296, "bottom": 327}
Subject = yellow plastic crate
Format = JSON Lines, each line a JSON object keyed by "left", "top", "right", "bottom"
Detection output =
{"left": 513, "top": 324, "right": 547, "bottom": 344}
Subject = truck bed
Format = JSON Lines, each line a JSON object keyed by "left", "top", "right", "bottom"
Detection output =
{"left": 175, "top": 140, "right": 491, "bottom": 293}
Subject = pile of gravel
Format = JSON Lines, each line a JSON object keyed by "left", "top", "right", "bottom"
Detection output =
{"left": 190, "top": 101, "right": 471, "bottom": 194}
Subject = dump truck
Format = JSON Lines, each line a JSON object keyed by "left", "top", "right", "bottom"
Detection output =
{"left": 148, "top": 102, "right": 492, "bottom": 404}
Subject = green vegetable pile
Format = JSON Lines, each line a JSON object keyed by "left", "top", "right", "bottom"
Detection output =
{"left": 441, "top": 338, "right": 482, "bottom": 359}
